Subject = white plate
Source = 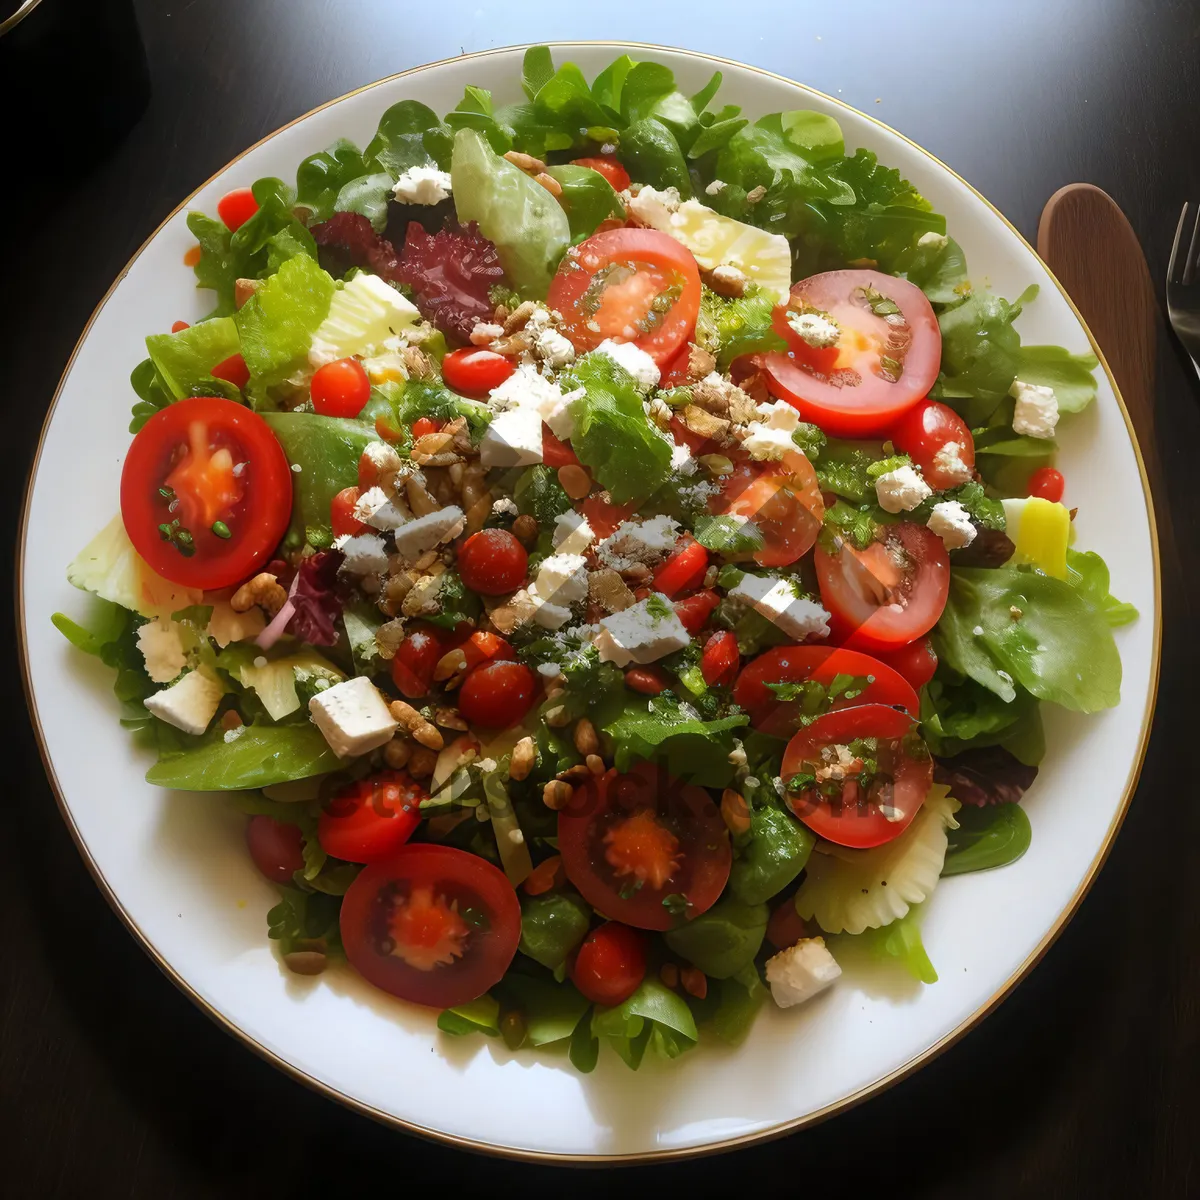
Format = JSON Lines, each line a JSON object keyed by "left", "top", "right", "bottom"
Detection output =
{"left": 19, "top": 43, "right": 1160, "bottom": 1161}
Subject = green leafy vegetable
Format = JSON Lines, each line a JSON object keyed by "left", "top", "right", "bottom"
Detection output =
{"left": 266, "top": 886, "right": 342, "bottom": 956}
{"left": 663, "top": 894, "right": 768, "bottom": 979}
{"left": 450, "top": 128, "right": 570, "bottom": 297}
{"left": 513, "top": 464, "right": 574, "bottom": 524}
{"left": 364, "top": 99, "right": 453, "bottom": 175}
{"left": 295, "top": 138, "right": 369, "bottom": 222}
{"left": 729, "top": 803, "right": 815, "bottom": 905}
{"left": 708, "top": 965, "right": 767, "bottom": 1046}
{"left": 898, "top": 235, "right": 971, "bottom": 304}
{"left": 942, "top": 803, "right": 1032, "bottom": 876}
{"left": 52, "top": 600, "right": 154, "bottom": 706}
{"left": 591, "top": 978, "right": 698, "bottom": 1070}
{"left": 421, "top": 570, "right": 482, "bottom": 631}
{"left": 691, "top": 513, "right": 765, "bottom": 555}
{"left": 437, "top": 994, "right": 501, "bottom": 1037}
{"left": 566, "top": 352, "right": 673, "bottom": 504}
{"left": 921, "top": 675, "right": 1044, "bottom": 762}
{"left": 145, "top": 317, "right": 243, "bottom": 399}
{"left": 545, "top": 164, "right": 626, "bottom": 244}
{"left": 519, "top": 891, "right": 591, "bottom": 970}
{"left": 619, "top": 117, "right": 693, "bottom": 196}
{"left": 501, "top": 974, "right": 591, "bottom": 1047}
{"left": 1066, "top": 548, "right": 1139, "bottom": 627}
{"left": 334, "top": 172, "right": 394, "bottom": 233}
{"left": 840, "top": 904, "right": 937, "bottom": 984}
{"left": 146, "top": 723, "right": 340, "bottom": 790}
{"left": 1015, "top": 345, "right": 1099, "bottom": 414}
{"left": 694, "top": 285, "right": 787, "bottom": 370}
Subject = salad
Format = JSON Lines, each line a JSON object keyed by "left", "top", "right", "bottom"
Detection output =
{"left": 54, "top": 46, "right": 1136, "bottom": 1072}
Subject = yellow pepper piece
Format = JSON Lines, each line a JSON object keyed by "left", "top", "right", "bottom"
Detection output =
{"left": 1010, "top": 496, "right": 1070, "bottom": 578}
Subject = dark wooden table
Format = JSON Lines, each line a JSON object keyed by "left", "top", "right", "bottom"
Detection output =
{"left": 6, "top": 2, "right": 1198, "bottom": 1194}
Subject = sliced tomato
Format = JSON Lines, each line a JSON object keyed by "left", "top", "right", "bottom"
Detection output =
{"left": 875, "top": 636, "right": 938, "bottom": 691}
{"left": 763, "top": 270, "right": 941, "bottom": 437}
{"left": 733, "top": 644, "right": 920, "bottom": 738}
{"left": 390, "top": 626, "right": 449, "bottom": 699}
{"left": 624, "top": 665, "right": 669, "bottom": 695}
{"left": 558, "top": 763, "right": 731, "bottom": 931}
{"left": 570, "top": 155, "right": 631, "bottom": 191}
{"left": 815, "top": 522, "right": 950, "bottom": 651}
{"left": 580, "top": 493, "right": 639, "bottom": 538}
{"left": 318, "top": 772, "right": 424, "bottom": 864}
{"left": 330, "top": 486, "right": 367, "bottom": 538}
{"left": 673, "top": 588, "right": 720, "bottom": 635}
{"left": 541, "top": 425, "right": 580, "bottom": 468}
{"left": 714, "top": 450, "right": 825, "bottom": 567}
{"left": 120, "top": 396, "right": 292, "bottom": 590}
{"left": 411, "top": 417, "right": 444, "bottom": 440}
{"left": 441, "top": 348, "right": 515, "bottom": 397}
{"left": 547, "top": 227, "right": 701, "bottom": 366}
{"left": 781, "top": 704, "right": 932, "bottom": 849}
{"left": 340, "top": 845, "right": 521, "bottom": 1009}
{"left": 653, "top": 536, "right": 708, "bottom": 597}
{"left": 700, "top": 630, "right": 740, "bottom": 686}
{"left": 889, "top": 399, "right": 975, "bottom": 490}
{"left": 658, "top": 345, "right": 692, "bottom": 389}
{"left": 211, "top": 353, "right": 250, "bottom": 389}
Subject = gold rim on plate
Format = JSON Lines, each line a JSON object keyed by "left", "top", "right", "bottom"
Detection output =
{"left": 15, "top": 41, "right": 1162, "bottom": 1164}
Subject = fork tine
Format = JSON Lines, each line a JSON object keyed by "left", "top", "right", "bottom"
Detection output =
{"left": 1185, "top": 203, "right": 1200, "bottom": 286}
{"left": 1168, "top": 202, "right": 1190, "bottom": 285}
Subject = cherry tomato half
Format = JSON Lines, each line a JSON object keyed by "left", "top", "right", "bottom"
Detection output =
{"left": 558, "top": 763, "right": 731, "bottom": 931}
{"left": 1027, "top": 466, "right": 1065, "bottom": 503}
{"left": 541, "top": 426, "right": 580, "bottom": 468}
{"left": 217, "top": 186, "right": 259, "bottom": 232}
{"left": 311, "top": 357, "right": 370, "bottom": 417}
{"left": 245, "top": 816, "right": 304, "bottom": 883}
{"left": 733, "top": 644, "right": 920, "bottom": 738}
{"left": 441, "top": 348, "right": 515, "bottom": 397}
{"left": 120, "top": 396, "right": 292, "bottom": 589}
{"left": 318, "top": 772, "right": 425, "bottom": 864}
{"left": 570, "top": 155, "right": 631, "bottom": 192}
{"left": 673, "top": 588, "right": 720, "bottom": 635}
{"left": 330, "top": 486, "right": 367, "bottom": 538}
{"left": 457, "top": 528, "right": 528, "bottom": 595}
{"left": 766, "top": 894, "right": 809, "bottom": 951}
{"left": 713, "top": 450, "right": 825, "bottom": 567}
{"left": 815, "top": 522, "right": 950, "bottom": 651}
{"left": 781, "top": 704, "right": 933, "bottom": 849}
{"left": 340, "top": 844, "right": 522, "bottom": 1009}
{"left": 700, "top": 630, "right": 740, "bottom": 687}
{"left": 890, "top": 399, "right": 976, "bottom": 490}
{"left": 391, "top": 626, "right": 448, "bottom": 699}
{"left": 653, "top": 536, "right": 708, "bottom": 597}
{"left": 211, "top": 353, "right": 250, "bottom": 390}
{"left": 764, "top": 270, "right": 941, "bottom": 437}
{"left": 548, "top": 227, "right": 701, "bottom": 367}
{"left": 875, "top": 636, "right": 938, "bottom": 691}
{"left": 580, "top": 493, "right": 639, "bottom": 538}
{"left": 571, "top": 922, "right": 646, "bottom": 1006}
{"left": 458, "top": 660, "right": 538, "bottom": 729}
{"left": 411, "top": 416, "right": 444, "bottom": 440}
{"left": 625, "top": 666, "right": 669, "bottom": 695}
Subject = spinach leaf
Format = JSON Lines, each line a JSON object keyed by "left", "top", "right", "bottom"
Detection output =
{"left": 146, "top": 723, "right": 340, "bottom": 790}
{"left": 501, "top": 974, "right": 591, "bottom": 1047}
{"left": 663, "top": 894, "right": 768, "bottom": 979}
{"left": 437, "top": 995, "right": 501, "bottom": 1037}
{"left": 565, "top": 352, "right": 673, "bottom": 504}
{"left": 709, "top": 965, "right": 767, "bottom": 1046}
{"left": 519, "top": 891, "right": 591, "bottom": 970}
{"left": 618, "top": 118, "right": 693, "bottom": 196}
{"left": 545, "top": 164, "right": 626, "bottom": 244}
{"left": 262, "top": 413, "right": 381, "bottom": 546}
{"left": 591, "top": 978, "right": 698, "bottom": 1069}
{"left": 729, "top": 804, "right": 815, "bottom": 905}
{"left": 52, "top": 600, "right": 154, "bottom": 707}
{"left": 295, "top": 138, "right": 369, "bottom": 222}
{"left": 897, "top": 235, "right": 971, "bottom": 304}
{"left": 365, "top": 100, "right": 452, "bottom": 175}
{"left": 942, "top": 803, "right": 1032, "bottom": 875}
{"left": 921, "top": 675, "right": 1044, "bottom": 761}
{"left": 569, "top": 1009, "right": 600, "bottom": 1073}
{"left": 840, "top": 904, "right": 937, "bottom": 984}
{"left": 1066, "top": 548, "right": 1139, "bottom": 627}
{"left": 266, "top": 886, "right": 342, "bottom": 956}
{"left": 1016, "top": 344, "right": 1099, "bottom": 415}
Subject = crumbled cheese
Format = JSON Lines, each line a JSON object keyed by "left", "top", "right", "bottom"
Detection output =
{"left": 765, "top": 937, "right": 842, "bottom": 1008}
{"left": 144, "top": 668, "right": 224, "bottom": 736}
{"left": 532, "top": 553, "right": 589, "bottom": 606}
{"left": 728, "top": 574, "right": 831, "bottom": 640}
{"left": 1010, "top": 379, "right": 1060, "bottom": 439}
{"left": 335, "top": 532, "right": 389, "bottom": 575}
{"left": 670, "top": 440, "right": 697, "bottom": 475}
{"left": 931, "top": 440, "right": 973, "bottom": 486}
{"left": 532, "top": 325, "right": 576, "bottom": 369}
{"left": 530, "top": 591, "right": 573, "bottom": 630}
{"left": 470, "top": 321, "right": 504, "bottom": 345}
{"left": 392, "top": 164, "right": 452, "bottom": 205}
{"left": 536, "top": 662, "right": 562, "bottom": 679}
{"left": 705, "top": 179, "right": 728, "bottom": 196}
{"left": 352, "top": 486, "right": 410, "bottom": 530}
{"left": 594, "top": 593, "right": 691, "bottom": 667}
{"left": 308, "top": 676, "right": 398, "bottom": 759}
{"left": 787, "top": 310, "right": 841, "bottom": 349}
{"left": 753, "top": 400, "right": 803, "bottom": 433}
{"left": 593, "top": 339, "right": 662, "bottom": 391}
{"left": 596, "top": 515, "right": 680, "bottom": 570}
{"left": 927, "top": 499, "right": 977, "bottom": 550}
{"left": 480, "top": 408, "right": 543, "bottom": 468}
{"left": 552, "top": 510, "right": 595, "bottom": 556}
{"left": 874, "top": 464, "right": 933, "bottom": 513}
{"left": 491, "top": 497, "right": 519, "bottom": 517}
{"left": 488, "top": 364, "right": 575, "bottom": 439}
{"left": 813, "top": 743, "right": 859, "bottom": 783}
{"left": 136, "top": 619, "right": 187, "bottom": 684}
{"left": 741, "top": 423, "right": 798, "bottom": 462}
{"left": 391, "top": 506, "right": 465, "bottom": 559}
{"left": 627, "top": 185, "right": 682, "bottom": 224}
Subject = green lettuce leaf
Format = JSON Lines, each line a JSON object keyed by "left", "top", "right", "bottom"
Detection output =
{"left": 267, "top": 886, "right": 343, "bottom": 956}
{"left": 501, "top": 974, "right": 591, "bottom": 1048}
{"left": 1016, "top": 345, "right": 1099, "bottom": 415}
{"left": 519, "top": 891, "right": 591, "bottom": 970}
{"left": 921, "top": 675, "right": 1044, "bottom": 762}
{"left": 897, "top": 235, "right": 971, "bottom": 304}
{"left": 728, "top": 803, "right": 815, "bottom": 905}
{"left": 365, "top": 100, "right": 453, "bottom": 175}
{"left": 694, "top": 284, "right": 787, "bottom": 370}
{"left": 145, "top": 317, "right": 242, "bottom": 399}
{"left": 545, "top": 164, "right": 626, "bottom": 244}
{"left": 52, "top": 599, "right": 154, "bottom": 707}
{"left": 1066, "top": 548, "right": 1139, "bottom": 627}
{"left": 942, "top": 803, "right": 1032, "bottom": 876}
{"left": 840, "top": 904, "right": 938, "bottom": 984}
{"left": 295, "top": 138, "right": 369, "bottom": 222}
{"left": 663, "top": 894, "right": 768, "bottom": 979}
{"left": 437, "top": 995, "right": 501, "bottom": 1037}
{"left": 146, "top": 722, "right": 340, "bottom": 790}
{"left": 565, "top": 352, "right": 673, "bottom": 504}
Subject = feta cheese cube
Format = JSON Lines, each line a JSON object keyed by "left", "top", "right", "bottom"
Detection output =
{"left": 335, "top": 532, "right": 390, "bottom": 575}
{"left": 352, "top": 486, "right": 410, "bottom": 531}
{"left": 787, "top": 310, "right": 841, "bottom": 349}
{"left": 931, "top": 440, "right": 973, "bottom": 486}
{"left": 532, "top": 552, "right": 589, "bottom": 605}
{"left": 927, "top": 499, "right": 977, "bottom": 550}
{"left": 491, "top": 496, "right": 519, "bottom": 517}
{"left": 136, "top": 618, "right": 187, "bottom": 683}
{"left": 595, "top": 593, "right": 691, "bottom": 667}
{"left": 596, "top": 515, "right": 680, "bottom": 570}
{"left": 532, "top": 325, "right": 576, "bottom": 369}
{"left": 308, "top": 272, "right": 420, "bottom": 368}
{"left": 1010, "top": 379, "right": 1060, "bottom": 439}
{"left": 488, "top": 366, "right": 575, "bottom": 439}
{"left": 765, "top": 937, "right": 842, "bottom": 1008}
{"left": 480, "top": 408, "right": 543, "bottom": 468}
{"left": 729, "top": 574, "right": 831, "bottom": 640}
{"left": 917, "top": 230, "right": 949, "bottom": 251}
{"left": 552, "top": 510, "right": 595, "bottom": 555}
{"left": 741, "top": 423, "right": 797, "bottom": 462}
{"left": 627, "top": 185, "right": 682, "bottom": 223}
{"left": 144, "top": 668, "right": 224, "bottom": 736}
{"left": 753, "top": 399, "right": 803, "bottom": 433}
{"left": 309, "top": 676, "right": 398, "bottom": 759}
{"left": 391, "top": 506, "right": 465, "bottom": 559}
{"left": 705, "top": 178, "right": 727, "bottom": 196}
{"left": 392, "top": 164, "right": 452, "bottom": 205}
{"left": 593, "top": 339, "right": 662, "bottom": 391}
{"left": 670, "top": 439, "right": 697, "bottom": 475}
{"left": 875, "top": 464, "right": 933, "bottom": 513}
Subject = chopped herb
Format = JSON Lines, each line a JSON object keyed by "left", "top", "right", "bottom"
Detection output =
{"left": 860, "top": 285, "right": 901, "bottom": 316}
